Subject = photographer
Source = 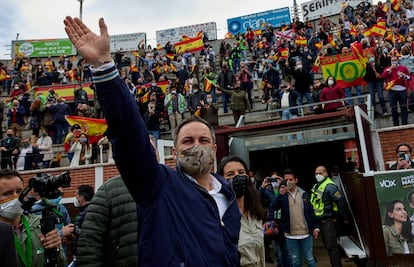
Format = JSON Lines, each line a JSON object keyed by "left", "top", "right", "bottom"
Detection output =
{"left": 67, "top": 185, "right": 94, "bottom": 266}
{"left": 390, "top": 143, "right": 414, "bottom": 170}
{"left": 0, "top": 169, "right": 65, "bottom": 266}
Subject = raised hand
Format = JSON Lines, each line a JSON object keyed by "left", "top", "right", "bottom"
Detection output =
{"left": 63, "top": 17, "right": 112, "bottom": 64}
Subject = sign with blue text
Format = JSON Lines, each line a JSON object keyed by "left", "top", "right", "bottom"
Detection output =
{"left": 227, "top": 7, "right": 291, "bottom": 35}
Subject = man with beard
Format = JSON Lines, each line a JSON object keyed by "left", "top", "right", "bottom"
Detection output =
{"left": 64, "top": 16, "right": 241, "bottom": 266}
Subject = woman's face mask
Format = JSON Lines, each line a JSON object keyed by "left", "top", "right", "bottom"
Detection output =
{"left": 230, "top": 175, "right": 249, "bottom": 198}
{"left": 177, "top": 144, "right": 215, "bottom": 177}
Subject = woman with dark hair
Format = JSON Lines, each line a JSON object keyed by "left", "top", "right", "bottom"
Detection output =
{"left": 320, "top": 76, "right": 345, "bottom": 112}
{"left": 218, "top": 155, "right": 267, "bottom": 267}
{"left": 383, "top": 200, "right": 414, "bottom": 255}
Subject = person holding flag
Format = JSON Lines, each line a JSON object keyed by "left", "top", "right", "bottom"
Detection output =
{"left": 381, "top": 56, "right": 411, "bottom": 126}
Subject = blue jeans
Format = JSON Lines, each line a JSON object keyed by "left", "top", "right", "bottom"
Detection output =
{"left": 388, "top": 90, "right": 408, "bottom": 126}
{"left": 232, "top": 58, "right": 240, "bottom": 74}
{"left": 285, "top": 235, "right": 316, "bottom": 267}
{"left": 272, "top": 236, "right": 291, "bottom": 267}
{"left": 281, "top": 110, "right": 302, "bottom": 140}
{"left": 222, "top": 92, "right": 229, "bottom": 113}
{"left": 148, "top": 130, "right": 160, "bottom": 141}
{"left": 297, "top": 91, "right": 313, "bottom": 113}
{"left": 54, "top": 122, "right": 69, "bottom": 144}
{"left": 367, "top": 81, "right": 387, "bottom": 113}
{"left": 344, "top": 85, "right": 364, "bottom": 105}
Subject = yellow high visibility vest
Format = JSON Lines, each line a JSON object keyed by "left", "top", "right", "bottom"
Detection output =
{"left": 310, "top": 178, "right": 338, "bottom": 217}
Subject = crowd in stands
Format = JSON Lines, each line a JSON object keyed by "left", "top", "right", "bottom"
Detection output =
{"left": 1, "top": 0, "right": 414, "bottom": 170}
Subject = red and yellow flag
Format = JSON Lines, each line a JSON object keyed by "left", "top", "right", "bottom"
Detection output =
{"left": 166, "top": 53, "right": 175, "bottom": 61}
{"left": 279, "top": 48, "right": 289, "bottom": 59}
{"left": 156, "top": 44, "right": 163, "bottom": 50}
{"left": 381, "top": 4, "right": 390, "bottom": 13}
{"left": 295, "top": 36, "right": 307, "bottom": 46}
{"left": 384, "top": 80, "right": 396, "bottom": 90}
{"left": 391, "top": 0, "right": 401, "bottom": 11}
{"left": 203, "top": 78, "right": 216, "bottom": 93}
{"left": 174, "top": 35, "right": 204, "bottom": 53}
{"left": 315, "top": 41, "right": 323, "bottom": 51}
{"left": 65, "top": 115, "right": 107, "bottom": 144}
{"left": 0, "top": 69, "right": 10, "bottom": 81}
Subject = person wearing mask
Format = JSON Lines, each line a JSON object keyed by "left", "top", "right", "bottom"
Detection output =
{"left": 7, "top": 99, "right": 26, "bottom": 140}
{"left": 64, "top": 16, "right": 241, "bottom": 266}
{"left": 320, "top": 76, "right": 345, "bottom": 112}
{"left": 0, "top": 169, "right": 65, "bottom": 266}
{"left": 259, "top": 172, "right": 289, "bottom": 266}
{"left": 186, "top": 83, "right": 207, "bottom": 115}
{"left": 200, "top": 93, "right": 219, "bottom": 128}
{"left": 390, "top": 143, "right": 414, "bottom": 170}
{"left": 270, "top": 168, "right": 319, "bottom": 267}
{"left": 217, "top": 83, "right": 251, "bottom": 125}
{"left": 310, "top": 79, "right": 324, "bottom": 114}
{"left": 310, "top": 166, "right": 348, "bottom": 267}
{"left": 67, "top": 184, "right": 94, "bottom": 266}
{"left": 164, "top": 85, "right": 185, "bottom": 138}
{"left": 34, "top": 129, "right": 54, "bottom": 168}
{"left": 381, "top": 56, "right": 410, "bottom": 126}
{"left": 218, "top": 156, "right": 266, "bottom": 267}
{"left": 286, "top": 60, "right": 313, "bottom": 114}
{"left": 0, "top": 129, "right": 20, "bottom": 169}
{"left": 217, "top": 62, "right": 235, "bottom": 113}
{"left": 364, "top": 57, "right": 388, "bottom": 116}
{"left": 70, "top": 132, "right": 92, "bottom": 167}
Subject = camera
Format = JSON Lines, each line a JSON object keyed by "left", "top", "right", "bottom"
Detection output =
{"left": 268, "top": 177, "right": 278, "bottom": 183}
{"left": 280, "top": 180, "right": 287, "bottom": 187}
{"left": 399, "top": 152, "right": 408, "bottom": 160}
{"left": 27, "top": 171, "right": 71, "bottom": 199}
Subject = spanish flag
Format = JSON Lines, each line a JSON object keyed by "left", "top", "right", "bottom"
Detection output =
{"left": 328, "top": 35, "right": 337, "bottom": 47}
{"left": 166, "top": 53, "right": 175, "bottom": 61}
{"left": 170, "top": 63, "right": 177, "bottom": 72}
{"left": 141, "top": 91, "right": 150, "bottom": 103}
{"left": 315, "top": 41, "right": 323, "bottom": 51}
{"left": 377, "top": 18, "right": 386, "bottom": 27}
{"left": 0, "top": 69, "right": 10, "bottom": 81}
{"left": 174, "top": 35, "right": 204, "bottom": 53}
{"left": 381, "top": 4, "right": 390, "bottom": 13}
{"left": 280, "top": 48, "right": 289, "bottom": 59}
{"left": 132, "top": 51, "right": 139, "bottom": 57}
{"left": 194, "top": 107, "right": 201, "bottom": 117}
{"left": 385, "top": 79, "right": 396, "bottom": 90}
{"left": 157, "top": 44, "right": 163, "bottom": 50}
{"left": 224, "top": 32, "right": 233, "bottom": 39}
{"left": 390, "top": 0, "right": 401, "bottom": 11}
{"left": 204, "top": 78, "right": 216, "bottom": 93}
{"left": 163, "top": 64, "right": 169, "bottom": 73}
{"left": 295, "top": 36, "right": 307, "bottom": 46}
{"left": 253, "top": 29, "right": 262, "bottom": 36}
{"left": 65, "top": 116, "right": 107, "bottom": 144}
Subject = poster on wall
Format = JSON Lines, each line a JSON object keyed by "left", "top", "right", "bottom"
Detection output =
{"left": 374, "top": 170, "right": 414, "bottom": 256}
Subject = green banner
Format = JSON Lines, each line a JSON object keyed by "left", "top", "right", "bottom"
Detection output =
{"left": 374, "top": 170, "right": 414, "bottom": 255}
{"left": 13, "top": 39, "right": 76, "bottom": 58}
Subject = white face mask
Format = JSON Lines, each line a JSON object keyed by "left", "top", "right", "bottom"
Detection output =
{"left": 250, "top": 177, "right": 255, "bottom": 183}
{"left": 271, "top": 182, "right": 280, "bottom": 188}
{"left": 0, "top": 197, "right": 23, "bottom": 220}
{"left": 207, "top": 98, "right": 213, "bottom": 103}
{"left": 177, "top": 144, "right": 215, "bottom": 177}
{"left": 315, "top": 174, "right": 325, "bottom": 182}
{"left": 328, "top": 80, "right": 334, "bottom": 86}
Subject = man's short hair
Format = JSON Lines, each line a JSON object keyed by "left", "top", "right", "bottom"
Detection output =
{"left": 0, "top": 169, "right": 23, "bottom": 183}
{"left": 395, "top": 143, "right": 412, "bottom": 154}
{"left": 282, "top": 168, "right": 296, "bottom": 177}
{"left": 173, "top": 116, "right": 216, "bottom": 146}
{"left": 77, "top": 185, "right": 94, "bottom": 201}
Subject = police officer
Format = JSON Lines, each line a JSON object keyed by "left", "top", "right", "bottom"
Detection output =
{"left": 310, "top": 165, "right": 348, "bottom": 267}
